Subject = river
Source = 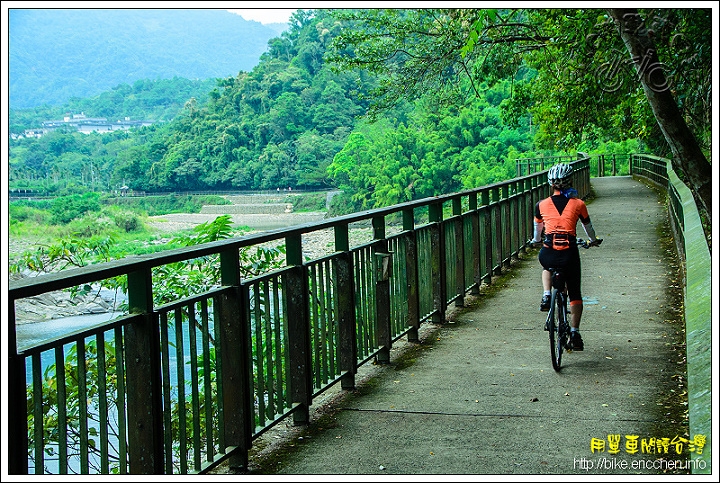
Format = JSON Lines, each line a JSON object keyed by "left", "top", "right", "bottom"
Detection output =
{"left": 15, "top": 311, "right": 125, "bottom": 352}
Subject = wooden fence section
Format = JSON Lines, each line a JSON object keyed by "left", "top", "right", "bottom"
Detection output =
{"left": 9, "top": 156, "right": 595, "bottom": 475}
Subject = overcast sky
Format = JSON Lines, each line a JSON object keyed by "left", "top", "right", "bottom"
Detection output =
{"left": 227, "top": 8, "right": 298, "bottom": 25}
{"left": 2, "top": 2, "right": 302, "bottom": 25}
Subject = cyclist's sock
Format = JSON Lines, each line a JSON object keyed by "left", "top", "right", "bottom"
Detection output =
{"left": 570, "top": 327, "right": 579, "bottom": 333}
{"left": 544, "top": 290, "right": 551, "bottom": 296}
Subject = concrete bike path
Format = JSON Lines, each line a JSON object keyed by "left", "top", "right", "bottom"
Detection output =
{"left": 233, "top": 176, "right": 689, "bottom": 476}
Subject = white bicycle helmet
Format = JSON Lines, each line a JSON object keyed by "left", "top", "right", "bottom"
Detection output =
{"left": 548, "top": 163, "right": 573, "bottom": 188}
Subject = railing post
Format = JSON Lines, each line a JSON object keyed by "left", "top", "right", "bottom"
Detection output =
{"left": 403, "top": 208, "right": 421, "bottom": 341}
{"left": 493, "top": 187, "right": 503, "bottom": 273}
{"left": 452, "top": 196, "right": 465, "bottom": 307}
{"left": 468, "top": 192, "right": 481, "bottom": 295}
{"left": 480, "top": 190, "right": 492, "bottom": 286}
{"left": 125, "top": 268, "right": 164, "bottom": 474}
{"left": 491, "top": 187, "right": 503, "bottom": 275}
{"left": 518, "top": 178, "right": 530, "bottom": 253}
{"left": 502, "top": 184, "right": 512, "bottom": 269}
{"left": 217, "top": 248, "right": 252, "bottom": 469}
{"left": 533, "top": 172, "right": 545, "bottom": 237}
{"left": 510, "top": 181, "right": 520, "bottom": 259}
{"left": 285, "top": 234, "right": 312, "bottom": 425}
{"left": 429, "top": 202, "right": 446, "bottom": 323}
{"left": 334, "top": 223, "right": 358, "bottom": 389}
{"left": 373, "top": 215, "right": 392, "bottom": 363}
{"left": 612, "top": 154, "right": 617, "bottom": 176}
{"left": 8, "top": 301, "right": 29, "bottom": 474}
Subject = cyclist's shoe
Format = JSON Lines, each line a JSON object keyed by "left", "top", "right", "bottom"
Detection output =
{"left": 570, "top": 331, "right": 584, "bottom": 351}
{"left": 540, "top": 295, "right": 551, "bottom": 312}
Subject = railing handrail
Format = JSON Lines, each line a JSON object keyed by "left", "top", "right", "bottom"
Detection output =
{"left": 8, "top": 169, "right": 556, "bottom": 301}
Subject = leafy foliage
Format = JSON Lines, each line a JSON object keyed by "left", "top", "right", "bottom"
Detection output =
{"left": 9, "top": 10, "right": 373, "bottom": 195}
{"left": 326, "top": 80, "right": 536, "bottom": 211}
{"left": 9, "top": 8, "right": 710, "bottom": 217}
{"left": 11, "top": 235, "right": 115, "bottom": 274}
{"left": 327, "top": 8, "right": 711, "bottom": 158}
{"left": 9, "top": 77, "right": 218, "bottom": 133}
{"left": 27, "top": 339, "right": 124, "bottom": 474}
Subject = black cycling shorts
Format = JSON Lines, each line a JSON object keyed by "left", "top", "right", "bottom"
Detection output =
{"left": 538, "top": 246, "right": 582, "bottom": 303}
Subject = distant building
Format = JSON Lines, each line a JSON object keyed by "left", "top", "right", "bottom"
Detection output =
{"left": 20, "top": 112, "right": 154, "bottom": 138}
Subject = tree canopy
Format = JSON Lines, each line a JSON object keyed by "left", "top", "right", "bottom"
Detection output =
{"left": 326, "top": 8, "right": 712, "bottom": 222}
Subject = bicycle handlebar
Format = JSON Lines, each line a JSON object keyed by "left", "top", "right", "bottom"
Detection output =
{"left": 526, "top": 238, "right": 603, "bottom": 249}
{"left": 577, "top": 238, "right": 603, "bottom": 249}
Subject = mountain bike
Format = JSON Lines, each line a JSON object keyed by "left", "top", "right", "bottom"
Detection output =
{"left": 544, "top": 238, "right": 602, "bottom": 371}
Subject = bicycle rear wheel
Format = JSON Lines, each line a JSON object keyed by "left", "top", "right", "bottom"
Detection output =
{"left": 551, "top": 290, "right": 569, "bottom": 371}
{"left": 548, "top": 289, "right": 561, "bottom": 371}
{"left": 553, "top": 292, "right": 570, "bottom": 371}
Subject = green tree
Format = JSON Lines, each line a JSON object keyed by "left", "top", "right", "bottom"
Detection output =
{"left": 327, "top": 8, "right": 712, "bottom": 224}
{"left": 606, "top": 8, "right": 711, "bottom": 222}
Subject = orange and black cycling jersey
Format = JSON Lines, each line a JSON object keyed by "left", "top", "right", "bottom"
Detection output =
{"left": 535, "top": 195, "right": 591, "bottom": 249}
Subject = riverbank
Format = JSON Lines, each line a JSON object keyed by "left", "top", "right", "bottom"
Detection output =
{"left": 10, "top": 272, "right": 124, "bottom": 324}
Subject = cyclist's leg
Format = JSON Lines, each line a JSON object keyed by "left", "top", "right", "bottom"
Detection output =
{"left": 567, "top": 252, "right": 583, "bottom": 328}
{"left": 542, "top": 268, "right": 552, "bottom": 291}
{"left": 566, "top": 256, "right": 585, "bottom": 351}
{"left": 538, "top": 248, "right": 554, "bottom": 311}
{"left": 569, "top": 300, "right": 583, "bottom": 329}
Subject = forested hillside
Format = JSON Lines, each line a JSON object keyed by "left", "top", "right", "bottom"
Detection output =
{"left": 9, "top": 9, "right": 283, "bottom": 108}
{"left": 9, "top": 9, "right": 555, "bottom": 213}
{"left": 9, "top": 76, "right": 218, "bottom": 132}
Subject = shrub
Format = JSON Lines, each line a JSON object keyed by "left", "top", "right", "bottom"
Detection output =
{"left": 290, "top": 193, "right": 327, "bottom": 212}
{"left": 50, "top": 193, "right": 101, "bottom": 224}
{"left": 113, "top": 211, "right": 142, "bottom": 232}
{"left": 9, "top": 204, "right": 51, "bottom": 224}
{"left": 107, "top": 194, "right": 230, "bottom": 216}
{"left": 63, "top": 213, "right": 115, "bottom": 238}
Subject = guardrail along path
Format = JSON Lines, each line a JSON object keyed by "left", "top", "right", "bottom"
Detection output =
{"left": 236, "top": 176, "right": 688, "bottom": 475}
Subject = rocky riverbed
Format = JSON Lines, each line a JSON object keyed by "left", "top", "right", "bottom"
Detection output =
{"left": 10, "top": 272, "right": 123, "bottom": 324}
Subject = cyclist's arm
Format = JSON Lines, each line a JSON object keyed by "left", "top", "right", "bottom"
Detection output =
{"left": 532, "top": 219, "right": 544, "bottom": 243}
{"left": 577, "top": 201, "right": 600, "bottom": 244}
{"left": 581, "top": 219, "right": 597, "bottom": 243}
{"left": 531, "top": 203, "right": 544, "bottom": 243}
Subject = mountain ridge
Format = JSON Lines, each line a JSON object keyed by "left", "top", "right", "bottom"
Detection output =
{"left": 8, "top": 8, "right": 288, "bottom": 108}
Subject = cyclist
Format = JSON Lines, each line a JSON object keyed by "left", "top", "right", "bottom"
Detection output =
{"left": 529, "top": 163, "right": 601, "bottom": 351}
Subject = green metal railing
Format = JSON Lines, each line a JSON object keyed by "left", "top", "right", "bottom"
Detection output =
{"left": 630, "top": 154, "right": 711, "bottom": 475}
{"left": 517, "top": 152, "right": 631, "bottom": 180}
{"left": 8, "top": 157, "right": 593, "bottom": 475}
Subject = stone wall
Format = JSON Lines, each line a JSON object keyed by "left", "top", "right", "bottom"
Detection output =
{"left": 201, "top": 203, "right": 293, "bottom": 214}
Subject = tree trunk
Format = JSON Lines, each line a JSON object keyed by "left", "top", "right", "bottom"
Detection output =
{"left": 608, "top": 8, "right": 712, "bottom": 226}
